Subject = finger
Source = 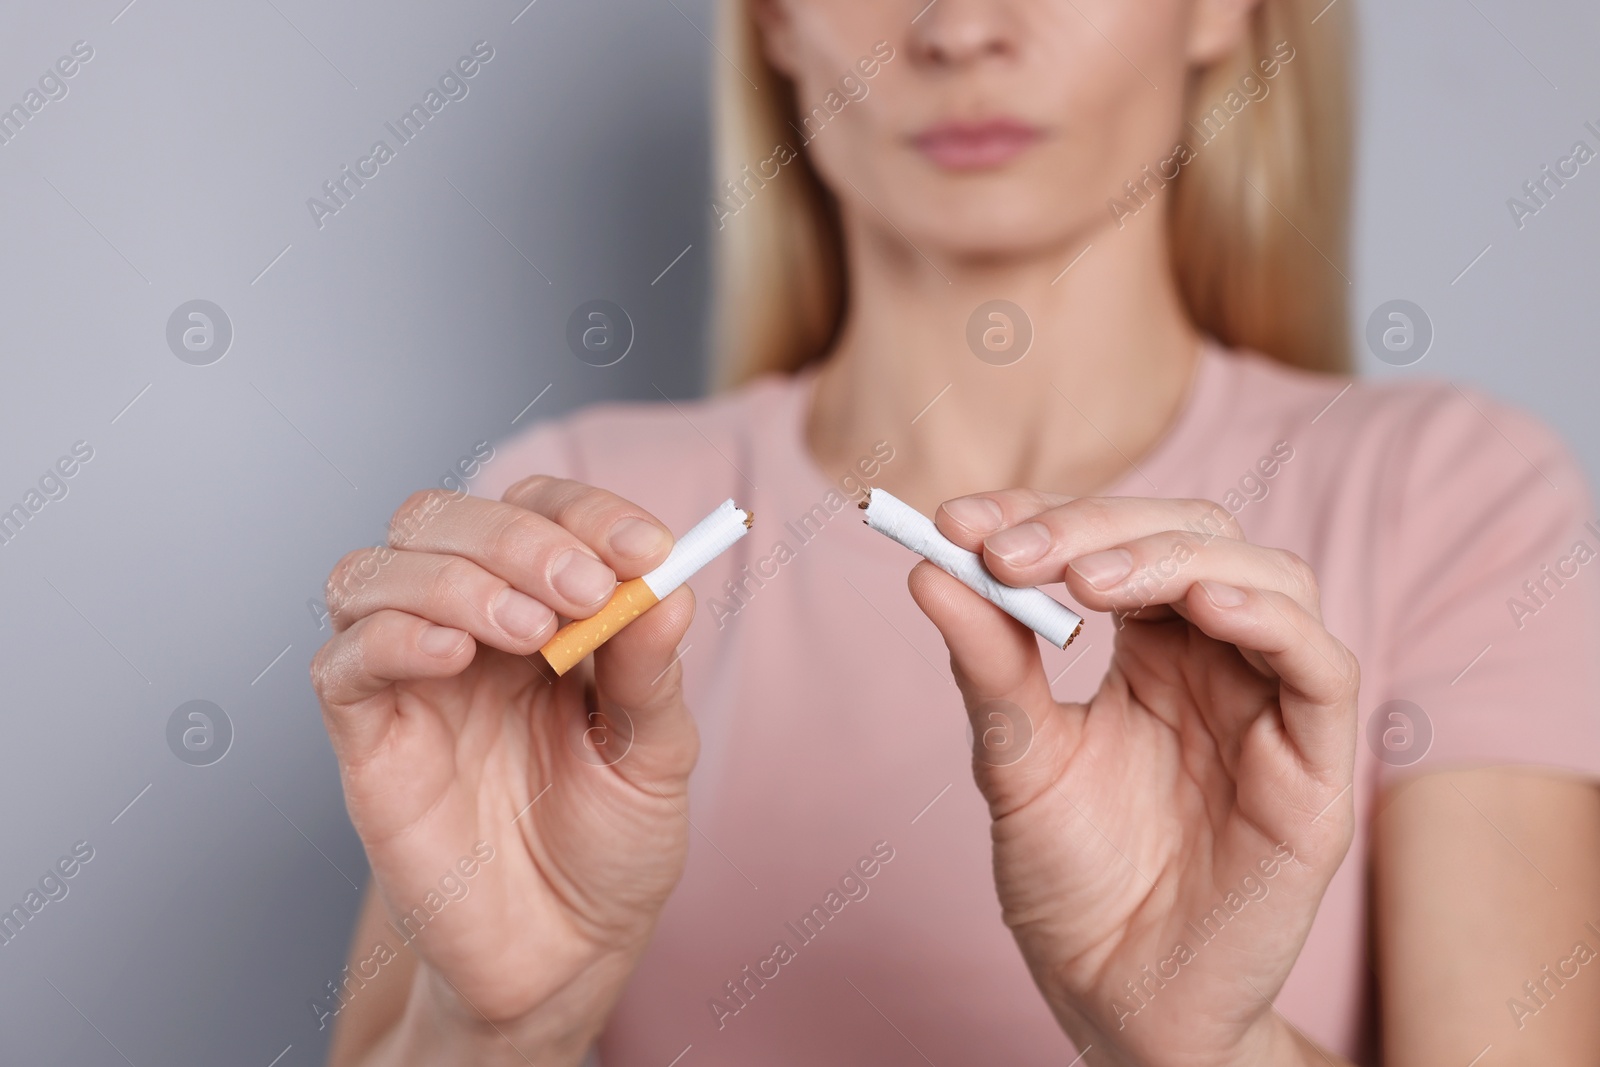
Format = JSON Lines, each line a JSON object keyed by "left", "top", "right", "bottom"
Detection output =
{"left": 381, "top": 491, "right": 640, "bottom": 620}
{"left": 1179, "top": 581, "right": 1358, "bottom": 775}
{"left": 327, "top": 548, "right": 559, "bottom": 652}
{"left": 935, "top": 487, "right": 1069, "bottom": 545}
{"left": 311, "top": 609, "right": 475, "bottom": 758}
{"left": 909, "top": 561, "right": 1042, "bottom": 703}
{"left": 502, "top": 476, "right": 676, "bottom": 576}
{"left": 935, "top": 493, "right": 1243, "bottom": 581}
{"left": 906, "top": 561, "right": 1071, "bottom": 812}
{"left": 587, "top": 585, "right": 699, "bottom": 774}
{"left": 1055, "top": 530, "right": 1322, "bottom": 620}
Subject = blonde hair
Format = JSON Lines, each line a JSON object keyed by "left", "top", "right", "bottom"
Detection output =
{"left": 710, "top": 0, "right": 1353, "bottom": 387}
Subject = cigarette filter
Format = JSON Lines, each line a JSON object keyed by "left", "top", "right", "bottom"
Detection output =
{"left": 861, "top": 489, "right": 1083, "bottom": 649}
{"left": 539, "top": 499, "right": 753, "bottom": 675}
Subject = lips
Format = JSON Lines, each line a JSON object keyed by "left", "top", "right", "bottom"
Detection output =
{"left": 912, "top": 119, "right": 1043, "bottom": 170}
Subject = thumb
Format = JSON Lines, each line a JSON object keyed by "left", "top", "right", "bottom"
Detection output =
{"left": 907, "top": 561, "right": 1077, "bottom": 812}
{"left": 586, "top": 585, "right": 699, "bottom": 780}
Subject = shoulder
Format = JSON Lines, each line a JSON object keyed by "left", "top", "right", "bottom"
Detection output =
{"left": 1217, "top": 344, "right": 1558, "bottom": 453}
{"left": 1214, "top": 346, "right": 1586, "bottom": 523}
{"left": 1215, "top": 347, "right": 1599, "bottom": 685}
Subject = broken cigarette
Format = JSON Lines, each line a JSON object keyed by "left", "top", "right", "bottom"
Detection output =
{"left": 539, "top": 498, "right": 753, "bottom": 675}
{"left": 861, "top": 489, "right": 1083, "bottom": 648}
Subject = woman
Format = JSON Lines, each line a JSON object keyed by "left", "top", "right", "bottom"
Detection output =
{"left": 312, "top": 0, "right": 1600, "bottom": 1063}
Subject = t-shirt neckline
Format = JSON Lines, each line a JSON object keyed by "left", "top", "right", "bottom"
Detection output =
{"left": 782, "top": 339, "right": 1228, "bottom": 519}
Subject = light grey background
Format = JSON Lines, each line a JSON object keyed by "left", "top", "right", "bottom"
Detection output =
{"left": 0, "top": 0, "right": 1594, "bottom": 1063}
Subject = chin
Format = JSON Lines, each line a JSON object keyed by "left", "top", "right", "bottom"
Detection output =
{"left": 850, "top": 154, "right": 1102, "bottom": 263}
{"left": 901, "top": 188, "right": 1092, "bottom": 262}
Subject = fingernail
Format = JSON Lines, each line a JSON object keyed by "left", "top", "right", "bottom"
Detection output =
{"left": 419, "top": 625, "right": 469, "bottom": 657}
{"left": 941, "top": 497, "right": 1003, "bottom": 535}
{"left": 552, "top": 549, "right": 615, "bottom": 606}
{"left": 492, "top": 588, "right": 554, "bottom": 640}
{"left": 609, "top": 517, "right": 668, "bottom": 559}
{"left": 985, "top": 521, "right": 1051, "bottom": 565}
{"left": 1200, "top": 580, "right": 1248, "bottom": 607}
{"left": 1068, "top": 548, "right": 1134, "bottom": 589}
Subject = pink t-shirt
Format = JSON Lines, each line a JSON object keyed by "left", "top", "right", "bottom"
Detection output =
{"left": 477, "top": 343, "right": 1600, "bottom": 1064}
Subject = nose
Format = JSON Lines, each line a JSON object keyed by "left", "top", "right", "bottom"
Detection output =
{"left": 908, "top": 0, "right": 1018, "bottom": 67}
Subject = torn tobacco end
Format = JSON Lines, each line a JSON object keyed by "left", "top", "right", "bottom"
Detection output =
{"left": 858, "top": 489, "right": 872, "bottom": 510}
{"left": 1062, "top": 618, "right": 1085, "bottom": 649}
{"left": 742, "top": 509, "right": 755, "bottom": 529}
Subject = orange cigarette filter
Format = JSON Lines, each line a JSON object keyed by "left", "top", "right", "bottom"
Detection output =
{"left": 538, "top": 499, "right": 752, "bottom": 676}
{"left": 540, "top": 578, "right": 659, "bottom": 675}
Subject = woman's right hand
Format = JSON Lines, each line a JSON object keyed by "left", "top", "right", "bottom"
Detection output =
{"left": 310, "top": 477, "right": 699, "bottom": 1065}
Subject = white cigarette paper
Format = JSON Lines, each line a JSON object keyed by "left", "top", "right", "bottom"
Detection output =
{"left": 539, "top": 498, "right": 752, "bottom": 675}
{"left": 642, "top": 498, "right": 753, "bottom": 597}
{"left": 861, "top": 489, "right": 1083, "bottom": 648}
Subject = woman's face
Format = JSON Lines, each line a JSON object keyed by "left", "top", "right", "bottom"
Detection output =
{"left": 755, "top": 0, "right": 1260, "bottom": 258}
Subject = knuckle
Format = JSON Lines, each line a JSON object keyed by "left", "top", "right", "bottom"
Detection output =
{"left": 1133, "top": 531, "right": 1206, "bottom": 589}
{"left": 489, "top": 511, "right": 552, "bottom": 567}
{"left": 999, "top": 488, "right": 1056, "bottom": 521}
{"left": 326, "top": 548, "right": 378, "bottom": 614}
{"left": 1338, "top": 643, "right": 1361, "bottom": 690}
{"left": 389, "top": 489, "right": 454, "bottom": 546}
{"left": 542, "top": 480, "right": 610, "bottom": 530}
{"left": 1182, "top": 499, "right": 1243, "bottom": 541}
{"left": 1168, "top": 528, "right": 1210, "bottom": 556}
{"left": 309, "top": 641, "right": 339, "bottom": 699}
{"left": 502, "top": 473, "right": 558, "bottom": 508}
{"left": 1274, "top": 549, "right": 1320, "bottom": 602}
{"left": 571, "top": 497, "right": 633, "bottom": 543}
{"left": 349, "top": 613, "right": 398, "bottom": 684}
{"left": 357, "top": 620, "right": 384, "bottom": 681}
{"left": 1059, "top": 497, "right": 1117, "bottom": 541}
{"left": 434, "top": 555, "right": 483, "bottom": 599}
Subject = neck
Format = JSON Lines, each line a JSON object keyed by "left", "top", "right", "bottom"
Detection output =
{"left": 806, "top": 209, "right": 1200, "bottom": 517}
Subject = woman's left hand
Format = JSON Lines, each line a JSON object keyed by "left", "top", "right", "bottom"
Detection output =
{"left": 909, "top": 492, "right": 1359, "bottom": 1067}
